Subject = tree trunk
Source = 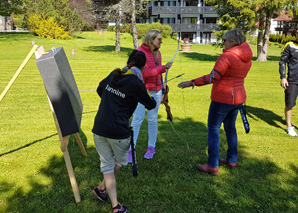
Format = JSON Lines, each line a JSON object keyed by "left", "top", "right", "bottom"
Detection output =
{"left": 256, "top": 12, "right": 265, "bottom": 61}
{"left": 4, "top": 16, "right": 7, "bottom": 31}
{"left": 257, "top": 13, "right": 272, "bottom": 62}
{"left": 257, "top": 8, "right": 272, "bottom": 62}
{"left": 131, "top": 0, "right": 139, "bottom": 49}
{"left": 256, "top": 11, "right": 272, "bottom": 62}
{"left": 115, "top": 8, "right": 121, "bottom": 52}
{"left": 256, "top": 37, "right": 268, "bottom": 62}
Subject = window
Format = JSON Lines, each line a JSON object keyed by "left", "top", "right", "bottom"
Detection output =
{"left": 185, "top": 0, "right": 198, "bottom": 6}
{"left": 191, "top": 17, "right": 197, "bottom": 24}
{"left": 205, "top": 17, "right": 216, "bottom": 24}
{"left": 183, "top": 17, "right": 197, "bottom": 24}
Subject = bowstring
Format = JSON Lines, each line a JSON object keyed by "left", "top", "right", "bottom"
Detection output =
{"left": 166, "top": 44, "right": 189, "bottom": 149}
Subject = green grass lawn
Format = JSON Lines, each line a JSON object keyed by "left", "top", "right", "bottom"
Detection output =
{"left": 0, "top": 31, "right": 297, "bottom": 213}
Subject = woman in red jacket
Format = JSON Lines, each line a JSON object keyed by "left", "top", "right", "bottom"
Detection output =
{"left": 178, "top": 29, "right": 253, "bottom": 175}
{"left": 129, "top": 30, "right": 173, "bottom": 161}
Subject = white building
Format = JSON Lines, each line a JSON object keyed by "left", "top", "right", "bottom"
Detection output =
{"left": 144, "top": 0, "right": 219, "bottom": 44}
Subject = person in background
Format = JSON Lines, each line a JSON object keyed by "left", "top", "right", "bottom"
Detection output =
{"left": 178, "top": 29, "right": 253, "bottom": 175}
{"left": 92, "top": 50, "right": 156, "bottom": 212}
{"left": 279, "top": 38, "right": 298, "bottom": 137}
{"left": 128, "top": 30, "right": 173, "bottom": 161}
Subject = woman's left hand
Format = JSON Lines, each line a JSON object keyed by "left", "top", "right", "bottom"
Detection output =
{"left": 178, "top": 81, "right": 191, "bottom": 89}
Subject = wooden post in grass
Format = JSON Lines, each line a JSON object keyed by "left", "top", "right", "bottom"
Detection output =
{"left": 0, "top": 45, "right": 38, "bottom": 103}
{"left": 47, "top": 96, "right": 86, "bottom": 203}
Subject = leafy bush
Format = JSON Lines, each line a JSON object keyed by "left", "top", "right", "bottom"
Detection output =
{"left": 109, "top": 23, "right": 173, "bottom": 38}
{"left": 23, "top": 0, "right": 84, "bottom": 35}
{"left": 12, "top": 14, "right": 26, "bottom": 29}
{"left": 269, "top": 34, "right": 297, "bottom": 44}
{"left": 107, "top": 26, "right": 115, "bottom": 32}
{"left": 136, "top": 22, "right": 172, "bottom": 38}
{"left": 120, "top": 24, "right": 131, "bottom": 33}
{"left": 28, "top": 14, "right": 71, "bottom": 39}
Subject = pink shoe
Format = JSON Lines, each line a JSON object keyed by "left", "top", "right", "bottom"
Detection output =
{"left": 128, "top": 150, "right": 132, "bottom": 163}
{"left": 144, "top": 147, "right": 155, "bottom": 159}
{"left": 197, "top": 164, "right": 219, "bottom": 176}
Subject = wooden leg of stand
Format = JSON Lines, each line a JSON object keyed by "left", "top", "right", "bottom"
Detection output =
{"left": 61, "top": 136, "right": 81, "bottom": 203}
{"left": 74, "top": 133, "right": 87, "bottom": 156}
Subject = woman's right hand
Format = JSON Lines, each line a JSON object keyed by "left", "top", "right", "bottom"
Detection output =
{"left": 178, "top": 81, "right": 191, "bottom": 89}
{"left": 281, "top": 78, "right": 288, "bottom": 89}
{"left": 165, "top": 62, "right": 173, "bottom": 69}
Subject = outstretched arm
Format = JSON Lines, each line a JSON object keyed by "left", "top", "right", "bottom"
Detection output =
{"left": 178, "top": 54, "right": 228, "bottom": 89}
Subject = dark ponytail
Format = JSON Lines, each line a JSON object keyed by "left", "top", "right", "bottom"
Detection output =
{"left": 112, "top": 50, "right": 146, "bottom": 78}
{"left": 112, "top": 68, "right": 122, "bottom": 78}
{"left": 127, "top": 50, "right": 146, "bottom": 69}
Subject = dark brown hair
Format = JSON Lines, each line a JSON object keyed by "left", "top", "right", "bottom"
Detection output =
{"left": 113, "top": 50, "right": 146, "bottom": 77}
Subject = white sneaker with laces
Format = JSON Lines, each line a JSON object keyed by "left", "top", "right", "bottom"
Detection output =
{"left": 286, "top": 126, "right": 297, "bottom": 137}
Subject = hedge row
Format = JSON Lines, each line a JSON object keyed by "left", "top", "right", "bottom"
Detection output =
{"left": 269, "top": 34, "right": 297, "bottom": 44}
{"left": 108, "top": 22, "right": 172, "bottom": 39}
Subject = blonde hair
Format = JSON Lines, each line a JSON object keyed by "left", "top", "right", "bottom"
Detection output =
{"left": 223, "top": 29, "right": 246, "bottom": 46}
{"left": 142, "top": 30, "right": 161, "bottom": 47}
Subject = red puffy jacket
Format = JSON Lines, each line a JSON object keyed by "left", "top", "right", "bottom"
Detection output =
{"left": 192, "top": 42, "right": 252, "bottom": 105}
{"left": 138, "top": 44, "right": 166, "bottom": 91}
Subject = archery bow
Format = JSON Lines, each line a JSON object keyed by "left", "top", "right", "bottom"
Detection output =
{"left": 164, "top": 40, "right": 180, "bottom": 91}
{"left": 162, "top": 40, "right": 180, "bottom": 122}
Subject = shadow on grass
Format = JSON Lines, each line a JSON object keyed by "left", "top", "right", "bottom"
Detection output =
{"left": 252, "top": 55, "right": 281, "bottom": 62}
{"left": 2, "top": 118, "right": 298, "bottom": 212}
{"left": 180, "top": 52, "right": 220, "bottom": 62}
{"left": 246, "top": 105, "right": 286, "bottom": 130}
{"left": 83, "top": 45, "right": 133, "bottom": 55}
{"left": 267, "top": 55, "right": 281, "bottom": 62}
{"left": 0, "top": 133, "right": 58, "bottom": 157}
{"left": 0, "top": 32, "right": 35, "bottom": 40}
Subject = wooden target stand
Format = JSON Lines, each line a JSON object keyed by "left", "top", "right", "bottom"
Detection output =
{"left": 47, "top": 95, "right": 87, "bottom": 203}
{"left": 0, "top": 44, "right": 87, "bottom": 203}
{"left": 37, "top": 46, "right": 87, "bottom": 203}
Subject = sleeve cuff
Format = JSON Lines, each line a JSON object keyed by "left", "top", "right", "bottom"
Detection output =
{"left": 190, "top": 79, "right": 195, "bottom": 89}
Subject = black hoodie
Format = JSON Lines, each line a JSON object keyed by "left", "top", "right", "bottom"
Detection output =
{"left": 92, "top": 70, "right": 156, "bottom": 139}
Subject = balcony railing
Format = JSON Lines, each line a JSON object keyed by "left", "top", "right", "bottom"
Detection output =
{"left": 151, "top": 6, "right": 217, "bottom": 15}
{"left": 168, "top": 23, "right": 219, "bottom": 32}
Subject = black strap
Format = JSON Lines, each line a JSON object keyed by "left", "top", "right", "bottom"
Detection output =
{"left": 130, "top": 127, "right": 138, "bottom": 177}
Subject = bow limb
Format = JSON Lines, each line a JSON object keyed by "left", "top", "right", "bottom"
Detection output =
{"left": 164, "top": 40, "right": 180, "bottom": 90}
{"left": 162, "top": 40, "right": 180, "bottom": 122}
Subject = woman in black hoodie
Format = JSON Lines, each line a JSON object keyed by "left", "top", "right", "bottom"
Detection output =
{"left": 92, "top": 50, "right": 156, "bottom": 213}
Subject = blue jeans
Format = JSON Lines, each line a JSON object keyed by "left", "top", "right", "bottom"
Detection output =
{"left": 207, "top": 101, "right": 241, "bottom": 168}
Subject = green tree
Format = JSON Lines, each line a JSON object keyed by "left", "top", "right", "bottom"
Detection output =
{"left": 99, "top": 0, "right": 146, "bottom": 51}
{"left": 206, "top": 0, "right": 256, "bottom": 38}
{"left": 207, "top": 0, "right": 287, "bottom": 61}
{"left": 0, "top": 0, "right": 23, "bottom": 30}
{"left": 254, "top": 0, "right": 287, "bottom": 61}
{"left": 104, "top": 2, "right": 122, "bottom": 52}
{"left": 285, "top": 0, "right": 298, "bottom": 37}
{"left": 70, "top": 0, "right": 95, "bottom": 30}
{"left": 22, "top": 0, "right": 84, "bottom": 34}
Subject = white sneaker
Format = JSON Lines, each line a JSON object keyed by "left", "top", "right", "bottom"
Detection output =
{"left": 286, "top": 126, "right": 297, "bottom": 137}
